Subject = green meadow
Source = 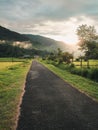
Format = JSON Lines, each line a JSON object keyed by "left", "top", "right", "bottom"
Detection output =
{"left": 73, "top": 60, "right": 98, "bottom": 68}
{"left": 0, "top": 58, "right": 32, "bottom": 130}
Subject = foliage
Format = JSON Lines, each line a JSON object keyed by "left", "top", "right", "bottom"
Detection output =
{"left": 62, "top": 52, "right": 73, "bottom": 63}
{"left": 44, "top": 57, "right": 98, "bottom": 82}
{"left": 46, "top": 48, "right": 74, "bottom": 65}
{"left": 77, "top": 24, "right": 98, "bottom": 60}
{"left": 85, "top": 41, "right": 98, "bottom": 59}
{"left": 0, "top": 42, "right": 49, "bottom": 58}
{"left": 47, "top": 52, "right": 57, "bottom": 61}
{"left": 77, "top": 24, "right": 96, "bottom": 42}
{"left": 70, "top": 67, "right": 98, "bottom": 82}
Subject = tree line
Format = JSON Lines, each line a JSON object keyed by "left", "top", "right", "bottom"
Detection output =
{"left": 0, "top": 42, "right": 48, "bottom": 58}
{"left": 46, "top": 24, "right": 98, "bottom": 65}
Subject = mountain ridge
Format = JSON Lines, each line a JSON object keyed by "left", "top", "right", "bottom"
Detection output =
{"left": 23, "top": 34, "right": 67, "bottom": 51}
{"left": 0, "top": 26, "right": 29, "bottom": 41}
{"left": 0, "top": 25, "right": 67, "bottom": 51}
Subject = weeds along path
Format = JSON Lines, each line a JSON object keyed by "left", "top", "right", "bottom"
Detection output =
{"left": 16, "top": 60, "right": 98, "bottom": 130}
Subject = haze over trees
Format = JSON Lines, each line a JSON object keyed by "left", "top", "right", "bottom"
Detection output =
{"left": 0, "top": 25, "right": 69, "bottom": 57}
{"left": 76, "top": 24, "right": 98, "bottom": 68}
{"left": 77, "top": 24, "right": 98, "bottom": 60}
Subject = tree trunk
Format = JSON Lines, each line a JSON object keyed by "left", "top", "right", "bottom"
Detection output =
{"left": 87, "top": 60, "right": 90, "bottom": 68}
{"left": 80, "top": 58, "right": 82, "bottom": 68}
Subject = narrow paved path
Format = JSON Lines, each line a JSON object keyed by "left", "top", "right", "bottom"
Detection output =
{"left": 16, "top": 61, "right": 98, "bottom": 130}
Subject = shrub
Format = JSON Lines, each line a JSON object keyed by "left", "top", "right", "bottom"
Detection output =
{"left": 70, "top": 68, "right": 81, "bottom": 75}
{"left": 88, "top": 68, "right": 98, "bottom": 82}
{"left": 46, "top": 60, "right": 58, "bottom": 66}
{"left": 45, "top": 59, "right": 98, "bottom": 82}
{"left": 57, "top": 63, "right": 66, "bottom": 70}
{"left": 75, "top": 58, "right": 80, "bottom": 61}
{"left": 81, "top": 68, "right": 89, "bottom": 78}
{"left": 69, "top": 63, "right": 75, "bottom": 68}
{"left": 70, "top": 67, "right": 98, "bottom": 82}
{"left": 42, "top": 57, "right": 46, "bottom": 60}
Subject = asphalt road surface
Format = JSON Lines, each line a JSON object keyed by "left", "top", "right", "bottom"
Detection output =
{"left": 16, "top": 61, "right": 98, "bottom": 130}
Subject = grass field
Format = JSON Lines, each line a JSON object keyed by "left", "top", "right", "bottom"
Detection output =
{"left": 40, "top": 60, "right": 98, "bottom": 102}
{"left": 0, "top": 62, "right": 22, "bottom": 70}
{"left": 0, "top": 58, "right": 32, "bottom": 130}
{"left": 73, "top": 60, "right": 98, "bottom": 67}
{"left": 0, "top": 57, "right": 27, "bottom": 62}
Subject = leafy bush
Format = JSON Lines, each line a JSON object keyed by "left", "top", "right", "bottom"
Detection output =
{"left": 70, "top": 67, "right": 98, "bottom": 82}
{"left": 45, "top": 60, "right": 58, "bottom": 66}
{"left": 75, "top": 58, "right": 80, "bottom": 61}
{"left": 88, "top": 68, "right": 98, "bottom": 82}
{"left": 69, "top": 63, "right": 75, "bottom": 68}
{"left": 70, "top": 68, "right": 81, "bottom": 75}
{"left": 81, "top": 68, "right": 89, "bottom": 78}
{"left": 57, "top": 63, "right": 66, "bottom": 70}
{"left": 44, "top": 59, "right": 98, "bottom": 82}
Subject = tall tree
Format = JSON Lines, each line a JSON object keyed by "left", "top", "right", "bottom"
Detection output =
{"left": 77, "top": 24, "right": 98, "bottom": 67}
{"left": 62, "top": 52, "right": 73, "bottom": 64}
{"left": 57, "top": 48, "right": 63, "bottom": 64}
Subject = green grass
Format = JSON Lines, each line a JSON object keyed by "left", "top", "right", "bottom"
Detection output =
{"left": 0, "top": 62, "right": 22, "bottom": 70}
{"left": 40, "top": 60, "right": 98, "bottom": 102}
{"left": 0, "top": 59, "right": 32, "bottom": 130}
{"left": 0, "top": 57, "right": 28, "bottom": 62}
{"left": 74, "top": 60, "right": 98, "bottom": 67}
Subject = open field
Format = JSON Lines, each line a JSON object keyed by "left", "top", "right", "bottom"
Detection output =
{"left": 0, "top": 57, "right": 28, "bottom": 62}
{"left": 0, "top": 58, "right": 32, "bottom": 130}
{"left": 40, "top": 60, "right": 98, "bottom": 102}
{"left": 73, "top": 60, "right": 98, "bottom": 67}
{"left": 0, "top": 62, "right": 22, "bottom": 70}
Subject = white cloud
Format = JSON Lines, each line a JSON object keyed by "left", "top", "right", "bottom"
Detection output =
{"left": 0, "top": 0, "right": 98, "bottom": 44}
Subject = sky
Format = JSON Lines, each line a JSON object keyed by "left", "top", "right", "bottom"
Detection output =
{"left": 0, "top": 0, "right": 98, "bottom": 44}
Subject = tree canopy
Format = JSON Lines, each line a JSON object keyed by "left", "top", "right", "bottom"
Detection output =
{"left": 77, "top": 24, "right": 98, "bottom": 59}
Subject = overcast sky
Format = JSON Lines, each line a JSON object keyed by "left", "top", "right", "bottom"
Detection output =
{"left": 0, "top": 0, "right": 98, "bottom": 44}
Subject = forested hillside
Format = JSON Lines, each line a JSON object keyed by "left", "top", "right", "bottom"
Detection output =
{"left": 0, "top": 26, "right": 29, "bottom": 41}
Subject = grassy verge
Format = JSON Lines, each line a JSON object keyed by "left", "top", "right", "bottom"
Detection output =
{"left": 40, "top": 60, "right": 98, "bottom": 102}
{"left": 0, "top": 57, "right": 27, "bottom": 62}
{"left": 0, "top": 60, "right": 32, "bottom": 130}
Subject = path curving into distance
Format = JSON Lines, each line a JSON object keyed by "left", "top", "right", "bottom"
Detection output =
{"left": 16, "top": 61, "right": 98, "bottom": 130}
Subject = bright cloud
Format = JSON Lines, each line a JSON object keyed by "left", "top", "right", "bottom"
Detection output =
{"left": 0, "top": 0, "right": 98, "bottom": 44}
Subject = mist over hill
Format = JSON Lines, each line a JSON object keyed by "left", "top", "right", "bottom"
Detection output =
{"left": 0, "top": 25, "right": 79, "bottom": 57}
{"left": 23, "top": 34, "right": 68, "bottom": 51}
{"left": 0, "top": 25, "right": 68, "bottom": 51}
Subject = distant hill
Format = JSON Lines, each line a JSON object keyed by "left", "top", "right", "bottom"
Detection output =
{"left": 0, "top": 25, "right": 68, "bottom": 52}
{"left": 0, "top": 26, "right": 29, "bottom": 41}
{"left": 24, "top": 34, "right": 67, "bottom": 51}
{"left": 0, "top": 25, "right": 80, "bottom": 57}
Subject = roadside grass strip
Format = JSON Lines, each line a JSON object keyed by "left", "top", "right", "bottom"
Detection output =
{"left": 41, "top": 61, "right": 98, "bottom": 102}
{"left": 0, "top": 60, "right": 31, "bottom": 130}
